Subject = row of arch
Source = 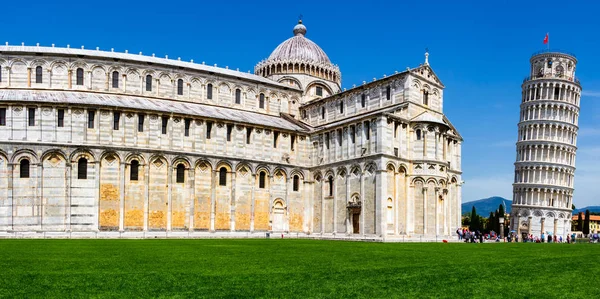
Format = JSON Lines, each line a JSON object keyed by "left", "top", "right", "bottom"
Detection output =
{"left": 513, "top": 208, "right": 569, "bottom": 219}
{"left": 3, "top": 147, "right": 306, "bottom": 174}
{"left": 515, "top": 144, "right": 575, "bottom": 166}
{"left": 518, "top": 123, "right": 577, "bottom": 144}
{"left": 520, "top": 103, "right": 579, "bottom": 123}
{"left": 0, "top": 57, "right": 301, "bottom": 114}
{"left": 522, "top": 82, "right": 580, "bottom": 105}
{"left": 255, "top": 60, "right": 340, "bottom": 84}
{"left": 513, "top": 188, "right": 572, "bottom": 210}
{"left": 513, "top": 166, "right": 574, "bottom": 188}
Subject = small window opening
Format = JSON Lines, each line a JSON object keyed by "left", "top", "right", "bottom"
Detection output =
{"left": 293, "top": 175, "right": 300, "bottom": 191}
{"left": 227, "top": 124, "right": 233, "bottom": 141}
{"left": 57, "top": 109, "right": 64, "bottom": 127}
{"left": 77, "top": 158, "right": 87, "bottom": 180}
{"left": 206, "top": 121, "right": 213, "bottom": 139}
{"left": 177, "top": 79, "right": 184, "bottom": 95}
{"left": 88, "top": 110, "right": 95, "bottom": 129}
{"left": 259, "top": 171, "right": 266, "bottom": 189}
{"left": 113, "top": 112, "right": 120, "bottom": 130}
{"left": 145, "top": 75, "right": 152, "bottom": 91}
{"left": 219, "top": 167, "right": 227, "bottom": 186}
{"left": 28, "top": 108, "right": 36, "bottom": 126}
{"left": 130, "top": 160, "right": 139, "bottom": 181}
{"left": 176, "top": 164, "right": 185, "bottom": 183}
{"left": 161, "top": 116, "right": 168, "bottom": 134}
{"left": 184, "top": 119, "right": 191, "bottom": 137}
{"left": 76, "top": 68, "right": 84, "bottom": 86}
{"left": 138, "top": 114, "right": 145, "bottom": 132}
{"left": 20, "top": 159, "right": 30, "bottom": 178}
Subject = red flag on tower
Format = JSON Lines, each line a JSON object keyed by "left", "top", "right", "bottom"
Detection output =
{"left": 543, "top": 33, "right": 549, "bottom": 45}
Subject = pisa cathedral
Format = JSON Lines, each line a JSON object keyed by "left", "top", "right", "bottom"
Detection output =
{"left": 0, "top": 20, "right": 463, "bottom": 240}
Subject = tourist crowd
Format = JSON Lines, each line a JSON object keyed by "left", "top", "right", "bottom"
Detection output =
{"left": 455, "top": 228, "right": 598, "bottom": 243}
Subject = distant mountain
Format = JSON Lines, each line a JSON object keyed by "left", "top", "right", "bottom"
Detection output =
{"left": 572, "top": 206, "right": 600, "bottom": 215}
{"left": 462, "top": 196, "right": 512, "bottom": 216}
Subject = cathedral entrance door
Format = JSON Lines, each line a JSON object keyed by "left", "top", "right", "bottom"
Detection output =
{"left": 352, "top": 212, "right": 360, "bottom": 234}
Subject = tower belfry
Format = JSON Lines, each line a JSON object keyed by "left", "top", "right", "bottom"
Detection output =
{"left": 510, "top": 50, "right": 581, "bottom": 238}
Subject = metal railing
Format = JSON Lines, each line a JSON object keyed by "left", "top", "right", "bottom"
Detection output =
{"left": 523, "top": 74, "right": 580, "bottom": 84}
{"left": 531, "top": 49, "right": 577, "bottom": 58}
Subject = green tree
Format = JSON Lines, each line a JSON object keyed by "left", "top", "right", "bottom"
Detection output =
{"left": 584, "top": 210, "right": 591, "bottom": 235}
{"left": 469, "top": 206, "right": 478, "bottom": 231}
{"left": 572, "top": 204, "right": 576, "bottom": 210}
{"left": 577, "top": 212, "right": 584, "bottom": 231}
{"left": 487, "top": 212, "right": 495, "bottom": 233}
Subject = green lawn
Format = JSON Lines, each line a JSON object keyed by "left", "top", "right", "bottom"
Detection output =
{"left": 0, "top": 239, "right": 598, "bottom": 298}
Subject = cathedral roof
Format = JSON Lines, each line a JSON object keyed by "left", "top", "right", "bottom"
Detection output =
{"left": 0, "top": 90, "right": 308, "bottom": 133}
{"left": 266, "top": 20, "right": 332, "bottom": 65}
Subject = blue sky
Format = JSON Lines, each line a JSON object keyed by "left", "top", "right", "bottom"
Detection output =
{"left": 1, "top": 0, "right": 598, "bottom": 207}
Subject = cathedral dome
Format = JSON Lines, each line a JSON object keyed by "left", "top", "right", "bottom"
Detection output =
{"left": 266, "top": 20, "right": 331, "bottom": 65}
{"left": 255, "top": 20, "right": 341, "bottom": 86}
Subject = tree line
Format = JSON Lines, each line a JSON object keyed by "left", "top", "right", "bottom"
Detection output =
{"left": 461, "top": 204, "right": 508, "bottom": 236}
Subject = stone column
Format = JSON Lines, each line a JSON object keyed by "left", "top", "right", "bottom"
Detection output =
{"left": 423, "top": 186, "right": 428, "bottom": 235}
{"left": 435, "top": 187, "right": 440, "bottom": 236}
{"left": 210, "top": 170, "right": 216, "bottom": 232}
{"left": 144, "top": 162, "right": 149, "bottom": 231}
{"left": 360, "top": 171, "right": 365, "bottom": 236}
{"left": 167, "top": 165, "right": 173, "bottom": 231}
{"left": 65, "top": 161, "right": 71, "bottom": 231}
{"left": 333, "top": 173, "right": 337, "bottom": 234}
{"left": 68, "top": 69, "right": 72, "bottom": 89}
{"left": 230, "top": 170, "right": 236, "bottom": 231}
{"left": 27, "top": 67, "right": 31, "bottom": 87}
{"left": 250, "top": 175, "right": 255, "bottom": 232}
{"left": 119, "top": 161, "right": 125, "bottom": 232}
{"left": 540, "top": 217, "right": 545, "bottom": 236}
{"left": 553, "top": 218, "right": 558, "bottom": 237}
{"left": 345, "top": 173, "right": 350, "bottom": 233}
{"left": 189, "top": 167, "right": 195, "bottom": 232}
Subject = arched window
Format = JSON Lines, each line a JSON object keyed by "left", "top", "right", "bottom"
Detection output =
{"left": 423, "top": 90, "right": 429, "bottom": 105}
{"left": 112, "top": 71, "right": 119, "bottom": 88}
{"left": 339, "top": 100, "right": 344, "bottom": 114}
{"left": 207, "top": 83, "right": 213, "bottom": 99}
{"left": 20, "top": 159, "right": 30, "bottom": 178}
{"left": 293, "top": 175, "right": 300, "bottom": 191}
{"left": 259, "top": 93, "right": 265, "bottom": 109}
{"left": 321, "top": 106, "right": 325, "bottom": 119}
{"left": 416, "top": 129, "right": 421, "bottom": 140}
{"left": 177, "top": 79, "right": 184, "bottom": 95}
{"left": 235, "top": 89, "right": 241, "bottom": 104}
{"left": 76, "top": 68, "right": 84, "bottom": 86}
{"left": 219, "top": 167, "right": 227, "bottom": 186}
{"left": 259, "top": 171, "right": 266, "bottom": 189}
{"left": 386, "top": 86, "right": 391, "bottom": 100}
{"left": 77, "top": 158, "right": 87, "bottom": 179}
{"left": 130, "top": 160, "right": 139, "bottom": 181}
{"left": 361, "top": 94, "right": 366, "bottom": 107}
{"left": 176, "top": 164, "right": 185, "bottom": 183}
{"left": 35, "top": 66, "right": 43, "bottom": 83}
{"left": 145, "top": 75, "right": 152, "bottom": 91}
{"left": 328, "top": 176, "right": 334, "bottom": 196}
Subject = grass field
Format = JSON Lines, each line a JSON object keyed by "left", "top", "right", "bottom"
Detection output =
{"left": 0, "top": 239, "right": 599, "bottom": 298}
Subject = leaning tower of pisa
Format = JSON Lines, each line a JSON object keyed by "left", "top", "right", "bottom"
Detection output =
{"left": 511, "top": 50, "right": 581, "bottom": 238}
